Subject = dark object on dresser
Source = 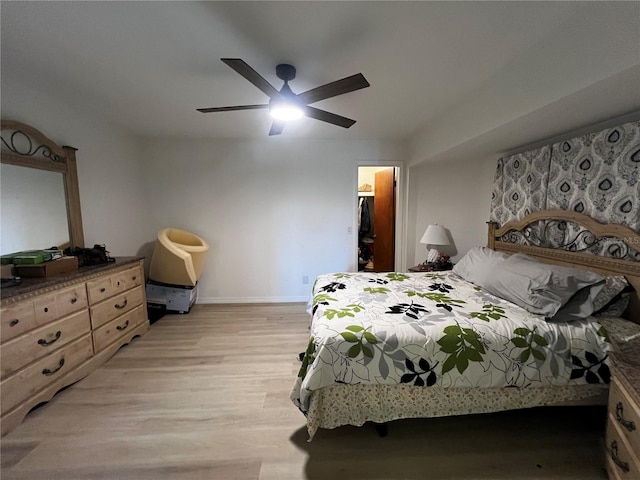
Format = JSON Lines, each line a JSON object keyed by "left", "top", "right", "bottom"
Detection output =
{"left": 69, "top": 244, "right": 115, "bottom": 267}
{"left": 0, "top": 276, "right": 22, "bottom": 288}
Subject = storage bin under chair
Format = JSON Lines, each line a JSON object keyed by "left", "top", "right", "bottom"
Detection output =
{"left": 148, "top": 228, "right": 209, "bottom": 287}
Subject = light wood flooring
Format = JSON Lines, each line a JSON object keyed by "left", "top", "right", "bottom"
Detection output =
{"left": 1, "top": 303, "right": 608, "bottom": 479}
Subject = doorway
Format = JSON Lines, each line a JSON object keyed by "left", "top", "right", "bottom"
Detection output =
{"left": 357, "top": 166, "right": 398, "bottom": 272}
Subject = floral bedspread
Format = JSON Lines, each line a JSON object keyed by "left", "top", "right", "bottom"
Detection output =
{"left": 291, "top": 272, "right": 612, "bottom": 415}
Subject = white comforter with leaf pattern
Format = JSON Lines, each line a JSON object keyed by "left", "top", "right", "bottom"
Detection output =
{"left": 291, "top": 272, "right": 612, "bottom": 414}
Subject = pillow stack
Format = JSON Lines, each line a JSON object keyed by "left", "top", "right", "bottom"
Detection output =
{"left": 453, "top": 247, "right": 628, "bottom": 322}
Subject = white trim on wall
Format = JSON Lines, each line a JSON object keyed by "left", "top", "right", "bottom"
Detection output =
{"left": 198, "top": 296, "right": 308, "bottom": 304}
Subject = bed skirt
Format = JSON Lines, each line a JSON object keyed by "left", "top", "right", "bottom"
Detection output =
{"left": 305, "top": 384, "right": 608, "bottom": 440}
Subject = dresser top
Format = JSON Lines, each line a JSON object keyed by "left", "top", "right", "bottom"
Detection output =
{"left": 611, "top": 338, "right": 640, "bottom": 400}
{"left": 1, "top": 257, "right": 144, "bottom": 302}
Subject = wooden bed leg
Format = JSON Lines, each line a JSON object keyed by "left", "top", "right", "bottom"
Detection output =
{"left": 374, "top": 423, "right": 388, "bottom": 437}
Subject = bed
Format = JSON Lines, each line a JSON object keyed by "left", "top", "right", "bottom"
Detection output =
{"left": 291, "top": 210, "right": 640, "bottom": 440}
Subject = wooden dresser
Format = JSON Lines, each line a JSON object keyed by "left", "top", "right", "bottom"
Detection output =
{"left": 0, "top": 257, "right": 149, "bottom": 436}
{"left": 606, "top": 340, "right": 640, "bottom": 480}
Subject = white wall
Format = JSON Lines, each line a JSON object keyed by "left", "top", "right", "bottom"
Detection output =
{"left": 1, "top": 73, "right": 404, "bottom": 303}
{"left": 407, "top": 154, "right": 496, "bottom": 266}
{"left": 4, "top": 66, "right": 634, "bottom": 305}
{"left": 1, "top": 77, "right": 154, "bottom": 256}
{"left": 357, "top": 166, "right": 391, "bottom": 192}
{"left": 408, "top": 5, "right": 640, "bottom": 167}
{"left": 406, "top": 111, "right": 640, "bottom": 268}
{"left": 139, "top": 137, "right": 404, "bottom": 302}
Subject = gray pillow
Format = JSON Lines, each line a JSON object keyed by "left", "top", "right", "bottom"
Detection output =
{"left": 452, "top": 247, "right": 508, "bottom": 285}
{"left": 480, "top": 253, "right": 605, "bottom": 321}
{"left": 592, "top": 275, "right": 629, "bottom": 312}
{"left": 593, "top": 294, "right": 631, "bottom": 318}
{"left": 552, "top": 285, "right": 601, "bottom": 322}
{"left": 592, "top": 276, "right": 633, "bottom": 318}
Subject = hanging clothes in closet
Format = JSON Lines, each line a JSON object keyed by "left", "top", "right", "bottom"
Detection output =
{"left": 359, "top": 197, "right": 371, "bottom": 235}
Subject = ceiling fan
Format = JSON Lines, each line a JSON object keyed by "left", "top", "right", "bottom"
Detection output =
{"left": 197, "top": 58, "right": 370, "bottom": 136}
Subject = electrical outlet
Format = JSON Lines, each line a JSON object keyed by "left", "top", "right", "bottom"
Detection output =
{"left": 347, "top": 226, "right": 353, "bottom": 234}
{"left": 302, "top": 275, "right": 309, "bottom": 284}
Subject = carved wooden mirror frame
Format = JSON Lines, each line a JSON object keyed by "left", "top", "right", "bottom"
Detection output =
{"left": 1, "top": 119, "right": 85, "bottom": 250}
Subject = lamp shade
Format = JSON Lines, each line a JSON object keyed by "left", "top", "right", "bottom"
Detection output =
{"left": 419, "top": 224, "right": 450, "bottom": 246}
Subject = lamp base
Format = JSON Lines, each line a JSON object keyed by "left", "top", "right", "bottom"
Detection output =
{"left": 425, "top": 248, "right": 440, "bottom": 264}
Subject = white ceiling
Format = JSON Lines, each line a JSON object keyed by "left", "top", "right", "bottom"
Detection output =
{"left": 2, "top": 1, "right": 639, "bottom": 144}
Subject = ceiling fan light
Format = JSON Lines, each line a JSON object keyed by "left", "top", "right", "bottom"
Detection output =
{"left": 269, "top": 103, "right": 304, "bottom": 121}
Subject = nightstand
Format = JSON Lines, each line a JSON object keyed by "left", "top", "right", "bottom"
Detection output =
{"left": 605, "top": 342, "right": 640, "bottom": 479}
{"left": 409, "top": 263, "right": 453, "bottom": 272}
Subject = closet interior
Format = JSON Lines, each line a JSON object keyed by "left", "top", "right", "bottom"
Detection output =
{"left": 358, "top": 192, "right": 375, "bottom": 271}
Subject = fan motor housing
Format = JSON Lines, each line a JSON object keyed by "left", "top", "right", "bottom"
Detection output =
{"left": 276, "top": 64, "right": 296, "bottom": 82}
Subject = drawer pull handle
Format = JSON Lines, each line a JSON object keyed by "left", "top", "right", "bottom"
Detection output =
{"left": 116, "top": 320, "right": 130, "bottom": 331}
{"left": 9, "top": 319, "right": 19, "bottom": 327}
{"left": 615, "top": 402, "right": 636, "bottom": 432}
{"left": 114, "top": 299, "right": 128, "bottom": 310}
{"left": 70, "top": 297, "right": 78, "bottom": 304}
{"left": 100, "top": 287, "right": 106, "bottom": 293}
{"left": 610, "top": 441, "right": 630, "bottom": 473}
{"left": 38, "top": 330, "right": 62, "bottom": 346}
{"left": 43, "top": 307, "right": 49, "bottom": 313}
{"left": 132, "top": 276, "right": 137, "bottom": 281}
{"left": 42, "top": 358, "right": 65, "bottom": 376}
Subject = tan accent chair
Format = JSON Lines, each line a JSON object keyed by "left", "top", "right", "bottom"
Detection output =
{"left": 148, "top": 228, "right": 209, "bottom": 287}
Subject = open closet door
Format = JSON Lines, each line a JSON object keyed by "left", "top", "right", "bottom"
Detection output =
{"left": 373, "top": 168, "right": 395, "bottom": 272}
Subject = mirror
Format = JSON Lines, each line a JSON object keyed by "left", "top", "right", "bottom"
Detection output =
{"left": 1, "top": 120, "right": 84, "bottom": 256}
{"left": 1, "top": 164, "right": 70, "bottom": 254}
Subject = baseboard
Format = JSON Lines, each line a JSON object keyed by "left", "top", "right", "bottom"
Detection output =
{"left": 196, "top": 296, "right": 309, "bottom": 304}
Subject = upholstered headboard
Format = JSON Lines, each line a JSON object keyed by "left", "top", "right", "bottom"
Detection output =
{"left": 487, "top": 209, "right": 640, "bottom": 324}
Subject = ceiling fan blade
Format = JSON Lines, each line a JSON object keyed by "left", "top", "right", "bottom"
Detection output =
{"left": 221, "top": 58, "right": 281, "bottom": 99}
{"left": 304, "top": 106, "right": 356, "bottom": 128}
{"left": 197, "top": 105, "right": 268, "bottom": 113}
{"left": 269, "top": 121, "right": 286, "bottom": 136}
{"left": 297, "top": 73, "right": 370, "bottom": 105}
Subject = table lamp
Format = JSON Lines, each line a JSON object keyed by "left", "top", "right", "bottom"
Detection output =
{"left": 419, "top": 224, "right": 450, "bottom": 264}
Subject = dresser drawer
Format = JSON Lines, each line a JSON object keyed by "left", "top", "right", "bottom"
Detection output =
{"left": 0, "top": 333, "right": 93, "bottom": 415}
{"left": 89, "top": 285, "right": 144, "bottom": 330}
{"left": 610, "top": 379, "right": 640, "bottom": 456}
{"left": 86, "top": 267, "right": 143, "bottom": 305}
{"left": 1, "top": 301, "right": 37, "bottom": 343}
{"left": 32, "top": 293, "right": 59, "bottom": 327}
{"left": 1, "top": 310, "right": 91, "bottom": 379}
{"left": 55, "top": 284, "right": 88, "bottom": 318}
{"left": 33, "top": 285, "right": 87, "bottom": 323}
{"left": 92, "top": 305, "right": 145, "bottom": 353}
{"left": 607, "top": 417, "right": 640, "bottom": 480}
{"left": 119, "top": 266, "right": 143, "bottom": 291}
{"left": 3, "top": 293, "right": 59, "bottom": 342}
{"left": 1, "top": 285, "right": 88, "bottom": 344}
